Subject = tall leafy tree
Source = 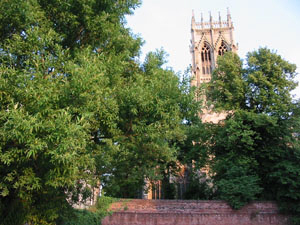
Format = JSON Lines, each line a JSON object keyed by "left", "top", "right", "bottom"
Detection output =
{"left": 101, "top": 51, "right": 199, "bottom": 198}
{"left": 204, "top": 48, "right": 300, "bottom": 223}
{"left": 0, "top": 0, "right": 139, "bottom": 224}
{"left": 0, "top": 0, "right": 202, "bottom": 223}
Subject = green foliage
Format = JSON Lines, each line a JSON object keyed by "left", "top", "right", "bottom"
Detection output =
{"left": 57, "top": 209, "right": 102, "bottom": 225}
{"left": 203, "top": 48, "right": 300, "bottom": 222}
{"left": 4, "top": 0, "right": 299, "bottom": 223}
{"left": 0, "top": 0, "right": 141, "bottom": 223}
{"left": 161, "top": 179, "right": 176, "bottom": 200}
{"left": 0, "top": 199, "right": 27, "bottom": 225}
{"left": 0, "top": 0, "right": 200, "bottom": 223}
{"left": 207, "top": 52, "right": 245, "bottom": 111}
{"left": 101, "top": 51, "right": 197, "bottom": 198}
{"left": 173, "top": 69, "right": 205, "bottom": 164}
{"left": 94, "top": 196, "right": 118, "bottom": 213}
{"left": 214, "top": 165, "right": 262, "bottom": 209}
{"left": 245, "top": 48, "right": 297, "bottom": 115}
{"left": 57, "top": 196, "right": 118, "bottom": 225}
{"left": 183, "top": 172, "right": 213, "bottom": 200}
{"left": 209, "top": 48, "right": 297, "bottom": 115}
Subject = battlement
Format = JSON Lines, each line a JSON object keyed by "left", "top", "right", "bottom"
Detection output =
{"left": 192, "top": 8, "right": 233, "bottom": 31}
{"left": 194, "top": 20, "right": 231, "bottom": 30}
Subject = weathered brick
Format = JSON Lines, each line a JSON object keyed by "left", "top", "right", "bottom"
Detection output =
{"left": 102, "top": 200, "right": 289, "bottom": 225}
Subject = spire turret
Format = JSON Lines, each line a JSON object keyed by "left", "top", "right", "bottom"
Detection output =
{"left": 227, "top": 7, "right": 232, "bottom": 27}
{"left": 218, "top": 11, "right": 222, "bottom": 27}
{"left": 191, "top": 10, "right": 196, "bottom": 29}
{"left": 209, "top": 11, "right": 213, "bottom": 28}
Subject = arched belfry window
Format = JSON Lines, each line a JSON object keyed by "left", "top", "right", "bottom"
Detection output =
{"left": 201, "top": 43, "right": 211, "bottom": 62}
{"left": 218, "top": 40, "right": 228, "bottom": 56}
{"left": 201, "top": 42, "right": 212, "bottom": 75}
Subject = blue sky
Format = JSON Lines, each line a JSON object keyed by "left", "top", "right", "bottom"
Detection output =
{"left": 125, "top": 0, "right": 300, "bottom": 98}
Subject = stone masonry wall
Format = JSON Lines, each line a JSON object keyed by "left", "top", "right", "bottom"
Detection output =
{"left": 101, "top": 199, "right": 289, "bottom": 225}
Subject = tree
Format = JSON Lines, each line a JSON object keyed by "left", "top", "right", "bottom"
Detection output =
{"left": 0, "top": 0, "right": 141, "bottom": 224}
{"left": 101, "top": 52, "right": 198, "bottom": 198}
{"left": 203, "top": 48, "right": 300, "bottom": 223}
{"left": 0, "top": 0, "right": 201, "bottom": 223}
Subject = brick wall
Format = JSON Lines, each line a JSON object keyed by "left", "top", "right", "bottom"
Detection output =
{"left": 101, "top": 199, "right": 289, "bottom": 225}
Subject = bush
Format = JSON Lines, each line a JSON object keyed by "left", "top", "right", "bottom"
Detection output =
{"left": 183, "top": 173, "right": 213, "bottom": 200}
{"left": 57, "top": 209, "right": 102, "bottom": 225}
{"left": 215, "top": 165, "right": 262, "bottom": 209}
{"left": 57, "top": 196, "right": 118, "bottom": 225}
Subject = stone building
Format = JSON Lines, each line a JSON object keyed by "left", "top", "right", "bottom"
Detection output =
{"left": 190, "top": 9, "right": 238, "bottom": 123}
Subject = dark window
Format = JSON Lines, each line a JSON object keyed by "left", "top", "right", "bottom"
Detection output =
{"left": 201, "top": 43, "right": 211, "bottom": 62}
{"left": 218, "top": 40, "right": 228, "bottom": 56}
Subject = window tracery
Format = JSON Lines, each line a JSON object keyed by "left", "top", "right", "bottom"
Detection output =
{"left": 218, "top": 40, "right": 228, "bottom": 56}
{"left": 201, "top": 43, "right": 211, "bottom": 62}
{"left": 201, "top": 43, "right": 212, "bottom": 75}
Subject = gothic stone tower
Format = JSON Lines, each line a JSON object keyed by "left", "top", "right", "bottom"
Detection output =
{"left": 190, "top": 9, "right": 238, "bottom": 122}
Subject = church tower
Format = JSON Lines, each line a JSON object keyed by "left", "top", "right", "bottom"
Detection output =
{"left": 190, "top": 9, "right": 238, "bottom": 87}
{"left": 190, "top": 9, "right": 238, "bottom": 123}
